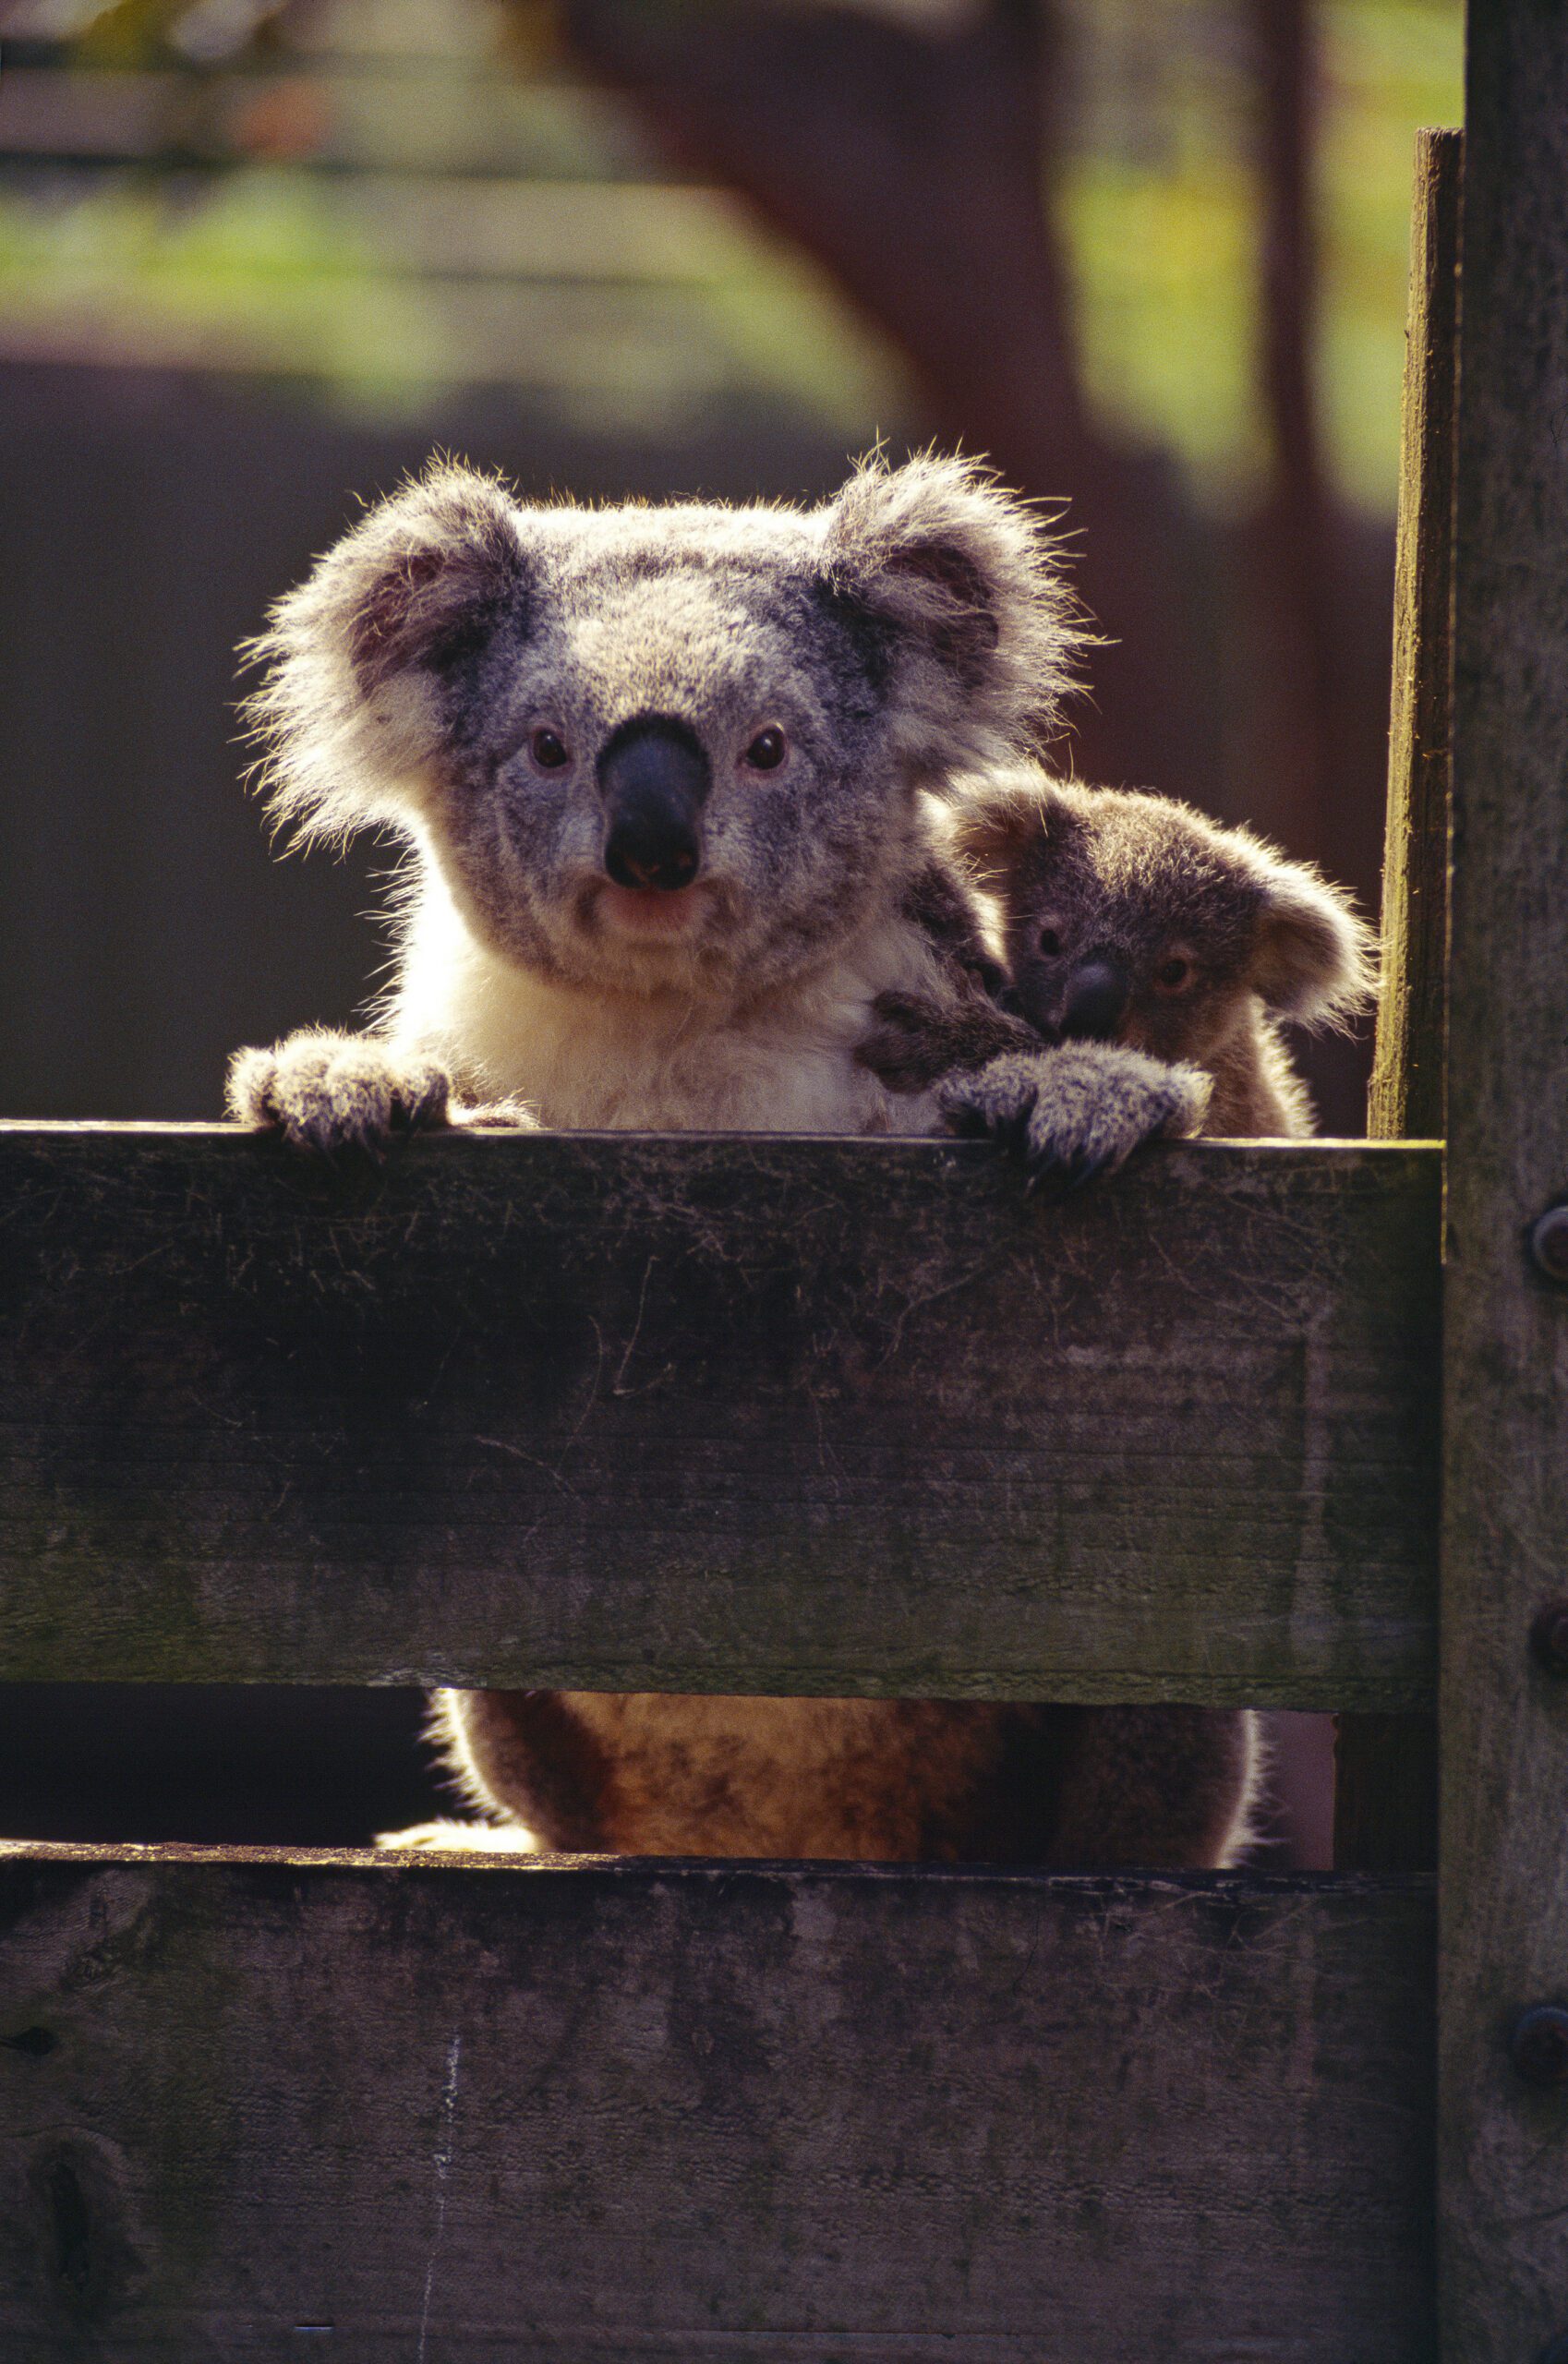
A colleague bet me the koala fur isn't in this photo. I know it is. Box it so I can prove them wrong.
[230,452,1252,1870]
[862,772,1375,1142]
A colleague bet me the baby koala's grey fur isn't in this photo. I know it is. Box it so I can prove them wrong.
[862,772,1375,1147]
[230,452,1250,1869]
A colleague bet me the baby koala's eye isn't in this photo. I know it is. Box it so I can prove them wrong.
[742,726,788,772]
[1155,955,1196,994]
[530,727,571,770]
[1036,925,1063,958]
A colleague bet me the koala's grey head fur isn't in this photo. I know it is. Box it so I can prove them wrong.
[950,776,1375,1067]
[247,454,1082,1006]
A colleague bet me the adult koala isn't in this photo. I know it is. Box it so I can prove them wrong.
[231,452,1251,1868]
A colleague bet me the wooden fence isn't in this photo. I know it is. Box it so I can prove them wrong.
[1,5,1565,2355]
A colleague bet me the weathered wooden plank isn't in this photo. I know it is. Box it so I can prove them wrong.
[0,1847,1435,2358]
[1336,125,1460,1874]
[1369,126,1461,1145]
[1441,7,1568,2355]
[0,1127,1439,1706]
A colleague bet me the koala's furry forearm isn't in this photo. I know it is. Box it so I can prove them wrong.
[857,854,1040,1094]
[854,986,1039,1094]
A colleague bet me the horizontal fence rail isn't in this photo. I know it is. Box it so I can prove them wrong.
[0,1126,1440,1705]
[0,1847,1435,2360]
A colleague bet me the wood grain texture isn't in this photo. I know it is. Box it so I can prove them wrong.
[0,1126,1440,1706]
[1442,10,1568,2354]
[0,1847,1435,2359]
[1336,126,1460,1874]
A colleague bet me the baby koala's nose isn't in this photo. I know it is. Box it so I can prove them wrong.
[1058,956,1130,1043]
[598,716,710,892]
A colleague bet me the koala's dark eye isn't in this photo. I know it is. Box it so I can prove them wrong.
[1155,956,1195,994]
[1036,926,1063,959]
[742,727,788,772]
[530,727,571,770]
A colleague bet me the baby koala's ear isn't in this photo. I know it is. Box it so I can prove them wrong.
[819,453,1085,772]
[946,771,1058,898]
[246,461,530,842]
[1248,852,1378,1026]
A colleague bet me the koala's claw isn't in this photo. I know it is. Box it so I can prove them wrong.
[227,1031,452,1159]
[1029,1145,1115,1200]
[938,1044,1210,1188]
[939,1097,995,1143]
[1070,1149,1116,1190]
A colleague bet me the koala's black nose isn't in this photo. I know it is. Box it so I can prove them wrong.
[598,717,710,892]
[1059,956,1130,1043]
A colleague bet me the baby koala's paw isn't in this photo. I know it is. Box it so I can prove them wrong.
[939,1043,1210,1189]
[227,1030,451,1159]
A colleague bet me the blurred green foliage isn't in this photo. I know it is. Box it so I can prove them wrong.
[1058,0,1462,509]
[0,0,1463,505]
[0,163,906,429]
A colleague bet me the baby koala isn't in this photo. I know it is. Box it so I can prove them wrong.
[861,772,1375,1141]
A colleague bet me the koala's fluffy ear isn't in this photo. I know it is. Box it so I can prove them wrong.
[1248,852,1378,1026]
[819,454,1085,778]
[246,462,528,842]
[344,468,527,693]
[945,771,1057,899]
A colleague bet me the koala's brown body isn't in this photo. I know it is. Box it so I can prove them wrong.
[231,454,1254,1871]
[861,772,1375,1143]
[431,1691,1258,1866]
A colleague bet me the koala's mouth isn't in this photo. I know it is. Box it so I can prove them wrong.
[590,880,714,939]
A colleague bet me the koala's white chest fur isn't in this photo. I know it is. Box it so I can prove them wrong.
[392,871,942,1138]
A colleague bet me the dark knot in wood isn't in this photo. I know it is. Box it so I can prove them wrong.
[0,2025,56,2056]
[1530,1602,1568,1679]
[1529,1203,1568,1282]
[1508,2006,1568,2089]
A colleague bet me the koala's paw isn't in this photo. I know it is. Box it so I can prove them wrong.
[939,1043,1210,1189]
[227,1030,451,1158]
[375,1818,541,1854]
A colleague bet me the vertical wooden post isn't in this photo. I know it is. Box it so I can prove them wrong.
[1442,6,1568,2353]
[1369,127,1461,1147]
[1334,127,1459,1874]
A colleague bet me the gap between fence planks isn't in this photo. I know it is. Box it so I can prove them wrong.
[0,1847,1435,2361]
[0,1124,1439,1706]
[1334,124,1460,1876]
